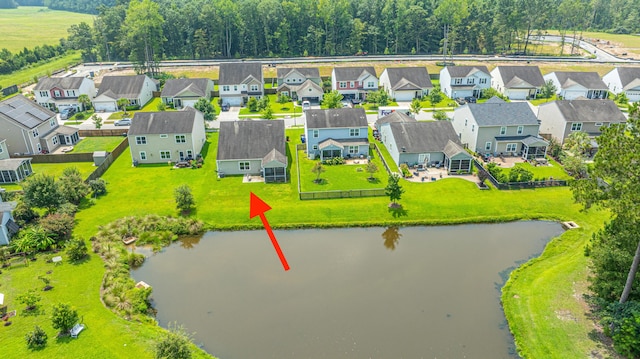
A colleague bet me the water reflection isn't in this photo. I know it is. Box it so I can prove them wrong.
[179,235,201,249]
[382,226,402,250]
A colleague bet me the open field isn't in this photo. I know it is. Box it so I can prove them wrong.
[546,30,640,58]
[0,51,82,88]
[0,7,94,53]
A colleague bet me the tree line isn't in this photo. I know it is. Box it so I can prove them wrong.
[0,44,67,75]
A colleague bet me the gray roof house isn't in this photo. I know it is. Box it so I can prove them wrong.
[377,113,472,173]
[216,120,287,183]
[452,97,548,159]
[602,67,640,102]
[161,78,214,109]
[0,94,79,155]
[537,99,626,146]
[543,71,608,100]
[218,62,264,106]
[331,67,378,100]
[276,67,324,103]
[439,66,491,99]
[93,75,157,112]
[304,108,370,160]
[33,76,96,111]
[127,107,206,164]
[0,195,18,246]
[490,66,545,100]
[0,138,33,183]
[379,67,433,101]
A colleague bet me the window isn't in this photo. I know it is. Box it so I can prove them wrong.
[0,146,3,154]
[66,90,76,97]
[140,151,147,160]
[50,118,56,127]
[312,130,319,138]
[39,91,48,97]
[250,84,259,92]
[239,161,250,171]
[348,146,359,154]
[175,135,186,143]
[187,150,193,158]
[485,142,492,151]
[571,122,583,131]
[506,143,517,152]
[349,128,360,137]
[312,144,318,150]
[517,126,523,135]
[160,134,168,138]
[350,81,355,87]
[281,91,289,97]
[233,85,238,91]
[222,85,230,92]
[468,78,475,84]
[52,136,58,145]
[464,119,468,126]
[32,129,39,137]
[339,82,347,89]
[479,78,487,84]
[37,143,41,152]
[53,90,61,97]
[367,81,375,88]
[471,124,475,132]
[135,136,147,145]
[454,78,463,85]
[595,122,603,127]
[500,126,506,135]
[160,150,171,159]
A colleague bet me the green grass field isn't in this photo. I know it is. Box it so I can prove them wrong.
[500,159,572,181]
[0,51,82,88]
[0,7,94,53]
[68,137,125,153]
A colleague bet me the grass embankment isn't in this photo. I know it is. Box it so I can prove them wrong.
[0,51,82,88]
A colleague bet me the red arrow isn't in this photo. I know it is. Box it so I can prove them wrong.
[249,192,290,271]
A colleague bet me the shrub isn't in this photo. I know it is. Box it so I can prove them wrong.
[57,203,78,217]
[247,97,258,112]
[66,238,88,262]
[126,252,145,268]
[12,200,39,226]
[174,185,194,215]
[89,178,107,197]
[399,163,411,177]
[39,213,74,242]
[25,325,48,349]
[74,113,85,120]
[58,167,90,204]
[601,300,640,358]
[51,303,79,335]
[155,323,193,359]
[17,290,41,310]
[157,101,166,111]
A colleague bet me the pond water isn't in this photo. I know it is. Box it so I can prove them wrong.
[131,221,563,359]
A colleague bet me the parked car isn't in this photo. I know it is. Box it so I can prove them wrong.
[114,118,132,126]
[464,96,477,103]
[302,100,311,110]
[221,103,230,112]
[60,107,77,120]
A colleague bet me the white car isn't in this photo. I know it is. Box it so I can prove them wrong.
[114,118,132,126]
[302,101,311,110]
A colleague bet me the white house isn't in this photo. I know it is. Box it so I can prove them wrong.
[218,62,263,106]
[331,67,378,101]
[379,67,433,101]
[543,71,608,100]
[33,76,96,112]
[93,75,157,112]
[439,66,491,99]
[161,78,214,109]
[602,67,640,102]
[490,66,545,100]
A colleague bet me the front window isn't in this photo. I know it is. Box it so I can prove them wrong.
[140,151,147,160]
[136,136,147,145]
[339,82,347,89]
[50,118,56,127]
[479,78,487,84]
[32,129,39,137]
[175,135,186,143]
[350,81,355,87]
[506,143,517,152]
[312,144,318,150]
[222,85,230,92]
[595,122,603,127]
[367,81,375,88]
[250,84,259,92]
[517,126,523,135]
[233,85,238,91]
[348,146,359,154]
[160,150,171,159]
[571,122,583,131]
[312,130,319,138]
[500,126,506,135]
[485,142,492,151]
[349,128,360,137]
[454,78,462,85]
[467,78,475,84]
[53,90,61,97]
[37,143,41,152]
[52,136,58,145]
[239,161,250,171]
[39,91,48,97]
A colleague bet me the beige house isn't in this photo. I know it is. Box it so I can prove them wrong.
[127,107,206,164]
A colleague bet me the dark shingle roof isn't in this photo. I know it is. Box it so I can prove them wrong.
[128,107,199,135]
[466,101,539,126]
[615,67,640,89]
[390,121,462,153]
[545,99,626,123]
[161,78,211,98]
[305,108,368,129]
[96,75,152,99]
[376,111,416,126]
[495,66,545,88]
[276,67,320,79]
[219,63,263,85]
[217,120,285,161]
[333,67,377,81]
[0,94,55,129]
[551,71,608,90]
[33,76,86,91]
[445,66,490,78]
[384,67,433,90]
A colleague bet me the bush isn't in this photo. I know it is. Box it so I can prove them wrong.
[88,178,107,197]
[74,113,85,121]
[57,203,78,217]
[17,289,41,310]
[399,163,411,177]
[246,97,258,112]
[12,200,39,226]
[125,105,140,111]
[51,303,79,335]
[600,300,640,358]
[126,252,145,268]
[155,323,193,359]
[25,325,48,349]
[157,102,166,111]
[39,213,74,242]
[66,238,88,262]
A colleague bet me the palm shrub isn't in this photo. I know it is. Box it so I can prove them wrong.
[66,238,88,262]
[25,325,48,349]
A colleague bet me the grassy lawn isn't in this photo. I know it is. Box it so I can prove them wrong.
[0,7,93,53]
[238,95,300,115]
[529,95,558,106]
[62,110,95,125]
[108,98,158,119]
[500,159,572,181]
[68,137,125,153]
[0,51,82,88]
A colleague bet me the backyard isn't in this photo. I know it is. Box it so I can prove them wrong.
[67,137,125,153]
[0,162,97,192]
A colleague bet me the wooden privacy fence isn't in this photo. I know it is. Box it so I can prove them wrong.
[85,138,129,182]
[473,159,568,190]
[79,129,128,137]
[22,153,94,163]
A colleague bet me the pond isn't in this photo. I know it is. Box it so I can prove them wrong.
[131,221,563,359]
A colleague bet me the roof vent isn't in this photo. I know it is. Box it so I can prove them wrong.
[402,147,406,152]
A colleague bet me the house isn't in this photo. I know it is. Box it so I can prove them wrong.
[452,97,548,159]
[537,99,626,146]
[439,66,491,99]
[0,195,18,246]
[331,67,378,100]
[161,78,214,109]
[379,67,433,101]
[602,67,640,102]
[543,71,608,100]
[216,120,287,183]
[33,76,96,112]
[127,107,206,164]
[376,112,472,173]
[276,67,324,103]
[304,108,369,160]
[0,139,33,183]
[0,95,79,155]
[93,75,157,112]
[490,66,545,100]
[218,62,263,106]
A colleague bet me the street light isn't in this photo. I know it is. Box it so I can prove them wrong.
[292,102,296,126]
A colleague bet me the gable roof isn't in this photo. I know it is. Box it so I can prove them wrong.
[161,78,211,98]
[333,67,377,81]
[550,71,607,90]
[128,107,199,135]
[33,76,87,91]
[0,94,55,129]
[277,79,323,93]
[443,140,470,158]
[217,120,285,161]
[544,99,626,123]
[445,66,490,78]
[466,100,539,126]
[276,67,320,79]
[376,111,416,126]
[384,67,433,90]
[96,75,152,100]
[496,66,544,88]
[219,63,263,85]
[305,108,368,129]
[615,67,640,89]
[390,121,462,153]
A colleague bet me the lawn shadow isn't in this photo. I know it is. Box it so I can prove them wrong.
[200,140,211,159]
[21,307,45,317]
[77,197,95,211]
[388,205,408,218]
[55,334,74,345]
[367,177,381,184]
[312,179,328,186]
[69,254,91,266]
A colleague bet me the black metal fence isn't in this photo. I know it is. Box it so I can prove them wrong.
[474,159,568,190]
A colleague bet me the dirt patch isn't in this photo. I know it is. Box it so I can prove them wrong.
[555,309,578,322]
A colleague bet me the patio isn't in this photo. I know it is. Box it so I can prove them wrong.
[403,166,476,183]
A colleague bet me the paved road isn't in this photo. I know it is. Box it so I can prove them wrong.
[532,35,623,62]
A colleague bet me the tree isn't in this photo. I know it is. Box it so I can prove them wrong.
[322,90,343,109]
[367,89,389,107]
[51,303,79,335]
[39,213,74,242]
[67,22,96,62]
[428,87,444,109]
[77,94,92,111]
[17,289,42,311]
[174,185,194,215]
[615,92,629,106]
[433,111,449,121]
[410,98,422,115]
[540,79,557,100]
[155,323,192,359]
[66,238,88,262]
[262,106,274,120]
[92,114,102,129]
[385,173,405,206]
[247,97,258,112]
[365,162,379,180]
[257,96,270,111]
[25,325,48,349]
[22,174,63,212]
[58,167,90,205]
[117,98,129,115]
[121,0,165,75]
[89,178,107,197]
[193,98,215,121]
[311,162,326,183]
